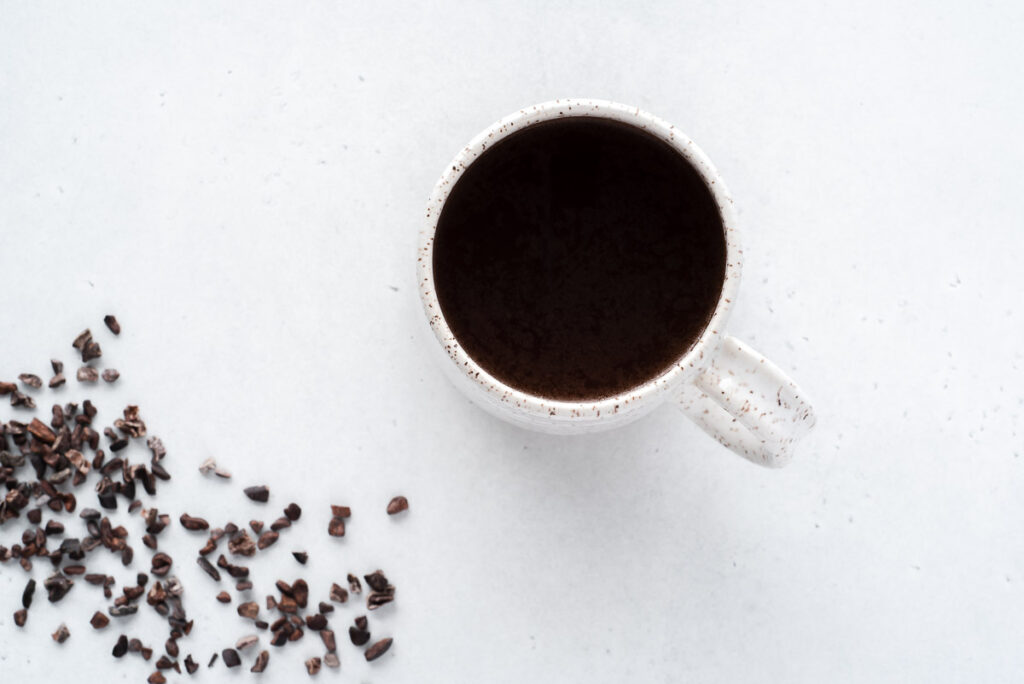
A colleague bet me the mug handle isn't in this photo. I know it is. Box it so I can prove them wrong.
[676,336,816,467]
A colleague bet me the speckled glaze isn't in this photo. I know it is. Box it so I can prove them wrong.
[418,99,815,466]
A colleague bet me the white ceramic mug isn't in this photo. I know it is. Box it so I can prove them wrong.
[418,99,815,467]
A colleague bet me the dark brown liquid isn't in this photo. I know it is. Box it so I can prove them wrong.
[433,117,726,400]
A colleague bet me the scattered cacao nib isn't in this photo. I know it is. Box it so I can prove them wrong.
[292,579,309,607]
[13,609,28,627]
[257,531,279,549]
[329,583,348,603]
[228,530,257,556]
[179,513,209,531]
[147,436,166,461]
[151,461,171,481]
[132,581,154,604]
[349,625,370,646]
[19,373,43,389]
[364,637,393,662]
[217,554,249,578]
[44,572,74,602]
[11,390,36,408]
[222,648,241,668]
[0,324,408,672]
[151,552,172,576]
[145,509,171,534]
[22,578,36,608]
[237,601,260,619]
[197,556,221,581]
[109,604,138,617]
[77,367,99,383]
[364,570,390,592]
[27,417,56,443]
[368,592,395,610]
[104,315,121,335]
[251,649,269,673]
[244,485,269,502]
[82,338,103,363]
[278,595,297,614]
[49,403,65,428]
[114,405,146,438]
[52,623,71,643]
[327,517,345,537]
[236,634,259,650]
[386,496,409,515]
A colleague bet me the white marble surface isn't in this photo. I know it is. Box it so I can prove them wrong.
[1,1,1022,682]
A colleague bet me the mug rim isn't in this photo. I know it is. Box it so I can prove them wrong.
[418,98,742,422]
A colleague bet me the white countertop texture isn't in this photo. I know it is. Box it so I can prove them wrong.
[1,1,1022,682]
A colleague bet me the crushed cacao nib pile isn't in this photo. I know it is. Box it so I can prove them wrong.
[1,317,409,679]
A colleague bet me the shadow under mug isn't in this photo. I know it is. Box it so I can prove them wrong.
[417,99,815,467]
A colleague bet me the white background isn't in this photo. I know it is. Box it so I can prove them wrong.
[1,1,1022,682]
